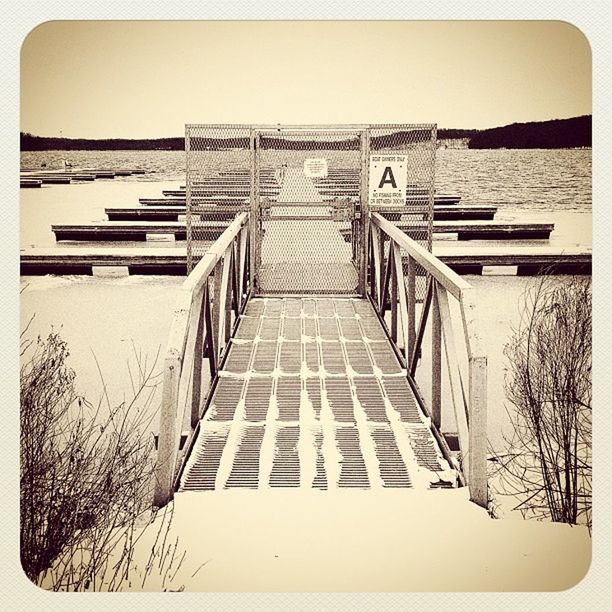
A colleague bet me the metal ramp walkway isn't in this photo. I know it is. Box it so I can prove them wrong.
[179,297,455,492]
[153,125,487,510]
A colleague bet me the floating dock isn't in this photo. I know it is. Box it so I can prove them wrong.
[20,179,42,188]
[139,197,249,206]
[52,221,229,241]
[51,219,554,242]
[104,204,498,222]
[21,163,588,278]
[160,189,461,205]
[20,245,591,276]
[20,167,149,187]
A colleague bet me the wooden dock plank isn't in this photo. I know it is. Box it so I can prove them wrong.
[342,221,554,241]
[140,197,249,206]
[23,176,72,184]
[161,189,460,205]
[105,207,242,221]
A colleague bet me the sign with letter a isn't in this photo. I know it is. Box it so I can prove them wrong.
[368,155,408,206]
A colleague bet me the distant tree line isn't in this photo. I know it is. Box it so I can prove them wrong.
[20,115,591,151]
[467,115,591,149]
[20,133,184,151]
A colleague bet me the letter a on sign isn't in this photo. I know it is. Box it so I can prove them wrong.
[368,155,408,206]
[378,166,398,189]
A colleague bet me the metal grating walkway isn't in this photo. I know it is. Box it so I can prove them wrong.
[180,297,456,492]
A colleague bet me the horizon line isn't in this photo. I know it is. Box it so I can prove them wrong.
[20,114,592,141]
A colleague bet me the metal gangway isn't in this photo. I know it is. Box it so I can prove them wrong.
[153,125,487,508]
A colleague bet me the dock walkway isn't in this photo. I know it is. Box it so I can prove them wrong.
[152,209,489,511]
[181,297,455,492]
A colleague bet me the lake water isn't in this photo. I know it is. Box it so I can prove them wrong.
[21,147,592,211]
[19,148,592,517]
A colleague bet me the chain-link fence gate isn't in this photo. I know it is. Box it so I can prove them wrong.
[253,128,364,295]
[185,124,436,298]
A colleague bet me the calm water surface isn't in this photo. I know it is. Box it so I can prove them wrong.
[21,148,591,211]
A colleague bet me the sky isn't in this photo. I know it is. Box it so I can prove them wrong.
[20,20,592,139]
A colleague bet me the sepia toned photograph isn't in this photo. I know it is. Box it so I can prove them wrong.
[19,20,592,592]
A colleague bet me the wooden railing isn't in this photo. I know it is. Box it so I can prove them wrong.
[153,212,250,507]
[368,212,488,508]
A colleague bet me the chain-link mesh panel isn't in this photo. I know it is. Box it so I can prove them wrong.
[368,125,437,302]
[254,130,363,295]
[185,124,436,299]
[185,125,253,271]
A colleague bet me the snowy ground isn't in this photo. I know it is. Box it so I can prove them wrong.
[111,488,591,592]
[19,176,592,591]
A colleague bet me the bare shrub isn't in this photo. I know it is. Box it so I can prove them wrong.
[491,275,591,528]
[20,326,186,590]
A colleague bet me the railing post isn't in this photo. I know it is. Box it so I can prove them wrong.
[436,283,471,479]
[392,242,409,360]
[469,355,488,508]
[191,294,205,428]
[378,233,385,310]
[153,354,181,507]
[204,283,217,379]
[185,125,193,273]
[214,250,232,362]
[224,247,234,344]
[390,246,398,342]
[231,242,239,317]
[431,282,442,430]
[238,224,248,306]
[358,128,370,295]
[407,255,416,358]
[380,243,392,317]
[371,224,381,307]
[249,129,259,293]
[368,225,374,299]
[410,278,433,377]
[211,260,222,364]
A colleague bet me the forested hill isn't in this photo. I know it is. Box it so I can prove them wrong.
[466,115,591,149]
[20,115,591,150]
[20,134,184,151]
